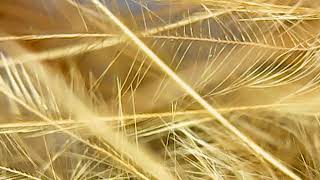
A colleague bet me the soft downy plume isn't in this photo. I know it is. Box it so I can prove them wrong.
[0,0,319,179]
